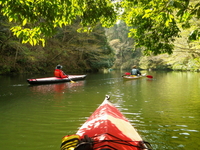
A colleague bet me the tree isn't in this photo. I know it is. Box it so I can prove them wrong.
[0,0,200,55]
[119,0,200,55]
[0,0,117,46]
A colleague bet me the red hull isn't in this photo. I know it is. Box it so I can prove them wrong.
[27,75,86,85]
[76,96,150,150]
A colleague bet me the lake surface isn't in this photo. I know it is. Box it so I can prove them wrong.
[0,70,200,150]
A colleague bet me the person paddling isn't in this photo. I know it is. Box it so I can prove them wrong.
[54,65,68,78]
[131,65,141,76]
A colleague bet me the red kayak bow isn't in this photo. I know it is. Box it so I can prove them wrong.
[61,96,152,150]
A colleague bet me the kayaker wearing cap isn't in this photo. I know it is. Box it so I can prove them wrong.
[54,65,68,78]
[131,65,141,76]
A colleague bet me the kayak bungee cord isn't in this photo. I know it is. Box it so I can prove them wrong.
[93,140,152,150]
[61,134,153,150]
[91,133,153,150]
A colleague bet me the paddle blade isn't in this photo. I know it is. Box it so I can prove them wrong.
[146,75,153,78]
[70,80,75,83]
[125,72,131,75]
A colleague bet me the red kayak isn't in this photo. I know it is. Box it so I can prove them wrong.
[27,75,86,85]
[61,96,152,150]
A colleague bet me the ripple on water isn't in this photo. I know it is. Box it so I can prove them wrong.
[171,136,178,138]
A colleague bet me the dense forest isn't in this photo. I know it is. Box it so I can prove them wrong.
[0,19,115,74]
[107,21,200,71]
[0,0,200,74]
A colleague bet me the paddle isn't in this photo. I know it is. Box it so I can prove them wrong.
[122,72,131,77]
[64,73,75,83]
[69,78,75,83]
[67,76,75,83]
[125,72,131,75]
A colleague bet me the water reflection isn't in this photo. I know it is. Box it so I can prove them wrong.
[29,80,86,94]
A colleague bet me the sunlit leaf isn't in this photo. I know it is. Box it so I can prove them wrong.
[16,31,21,37]
[9,17,13,22]
[29,39,33,46]
[22,18,27,26]
[33,38,37,45]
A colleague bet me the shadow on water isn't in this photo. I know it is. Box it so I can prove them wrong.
[28,80,86,94]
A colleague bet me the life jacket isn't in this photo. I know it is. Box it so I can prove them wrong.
[54,69,61,77]
[54,69,68,78]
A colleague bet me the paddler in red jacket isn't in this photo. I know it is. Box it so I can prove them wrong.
[54,65,68,78]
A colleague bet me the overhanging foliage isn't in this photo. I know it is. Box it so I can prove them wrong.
[0,0,200,55]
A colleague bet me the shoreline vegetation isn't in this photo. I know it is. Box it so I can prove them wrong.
[1,18,200,75]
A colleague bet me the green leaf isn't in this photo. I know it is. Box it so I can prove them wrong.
[16,31,21,37]
[9,17,13,22]
[33,38,37,45]
[29,39,33,46]
[22,18,27,26]
[197,8,200,19]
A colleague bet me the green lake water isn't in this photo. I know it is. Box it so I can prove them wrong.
[0,70,200,150]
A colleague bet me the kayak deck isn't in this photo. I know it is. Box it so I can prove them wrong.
[61,96,152,150]
[123,73,146,80]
